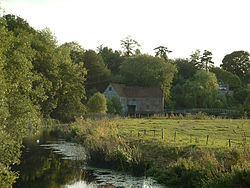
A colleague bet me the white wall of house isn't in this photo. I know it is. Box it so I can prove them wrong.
[103,84,127,113]
[103,83,164,114]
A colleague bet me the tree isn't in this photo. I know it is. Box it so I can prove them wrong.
[119,55,177,99]
[87,92,107,114]
[107,96,123,115]
[3,15,41,135]
[0,12,88,186]
[0,14,40,186]
[170,58,197,108]
[120,36,141,56]
[62,42,85,64]
[4,15,87,122]
[200,50,214,72]
[154,46,172,61]
[234,87,248,104]
[83,50,111,94]
[187,71,219,108]
[170,83,186,107]
[173,58,196,80]
[30,28,62,117]
[221,51,250,83]
[98,46,125,74]
[0,17,18,187]
[50,45,87,122]
[190,49,201,69]
[172,71,219,108]
[210,67,241,90]
[190,49,214,71]
[3,14,35,36]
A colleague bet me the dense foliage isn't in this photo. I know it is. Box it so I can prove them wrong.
[119,55,177,99]
[221,51,249,84]
[0,14,87,186]
[107,96,123,115]
[0,15,37,187]
[170,53,249,111]
[211,67,242,90]
[87,92,107,114]
[83,50,111,95]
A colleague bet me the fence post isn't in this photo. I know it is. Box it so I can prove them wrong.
[153,130,156,137]
[190,135,192,143]
[174,131,176,142]
[229,139,231,147]
[161,129,164,139]
[206,135,209,145]
[144,129,146,135]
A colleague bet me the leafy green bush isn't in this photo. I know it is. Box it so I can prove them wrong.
[0,127,21,187]
[193,112,210,120]
[107,96,123,115]
[87,92,107,114]
[146,149,250,188]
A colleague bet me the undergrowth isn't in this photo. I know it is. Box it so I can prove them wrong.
[62,118,147,176]
[59,118,250,187]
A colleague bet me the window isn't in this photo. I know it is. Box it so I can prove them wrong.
[109,87,112,91]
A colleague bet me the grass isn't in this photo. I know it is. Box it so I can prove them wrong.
[118,118,250,149]
[60,116,250,187]
[115,117,250,187]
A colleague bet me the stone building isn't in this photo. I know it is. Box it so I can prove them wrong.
[218,81,234,96]
[103,83,164,114]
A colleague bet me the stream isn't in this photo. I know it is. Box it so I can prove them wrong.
[13,130,163,188]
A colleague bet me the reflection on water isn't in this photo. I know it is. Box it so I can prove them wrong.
[13,130,163,188]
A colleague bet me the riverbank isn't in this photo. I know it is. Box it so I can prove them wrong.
[57,117,250,187]
[13,131,162,188]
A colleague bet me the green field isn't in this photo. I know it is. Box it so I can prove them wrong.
[64,117,250,187]
[116,118,250,167]
[118,118,250,148]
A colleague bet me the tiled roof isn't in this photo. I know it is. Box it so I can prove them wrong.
[111,83,163,98]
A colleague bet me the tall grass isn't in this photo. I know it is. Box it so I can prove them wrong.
[60,117,250,187]
[147,148,250,187]
[63,118,147,176]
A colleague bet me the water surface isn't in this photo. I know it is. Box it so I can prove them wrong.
[13,130,163,188]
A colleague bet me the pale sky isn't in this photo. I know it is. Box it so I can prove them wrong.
[1,0,250,66]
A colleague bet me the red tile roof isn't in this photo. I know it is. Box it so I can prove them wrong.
[111,83,163,98]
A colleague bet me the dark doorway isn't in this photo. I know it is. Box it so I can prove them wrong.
[127,105,136,113]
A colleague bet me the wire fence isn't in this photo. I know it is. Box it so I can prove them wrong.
[127,128,249,149]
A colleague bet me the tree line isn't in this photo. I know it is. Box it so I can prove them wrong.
[0,14,249,123]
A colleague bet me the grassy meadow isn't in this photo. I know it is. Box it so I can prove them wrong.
[118,118,249,149]
[60,116,250,187]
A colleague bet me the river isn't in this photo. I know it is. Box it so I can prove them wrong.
[13,130,163,188]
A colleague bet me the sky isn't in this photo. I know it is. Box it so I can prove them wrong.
[1,0,250,66]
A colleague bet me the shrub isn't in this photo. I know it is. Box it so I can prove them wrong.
[87,92,107,114]
[165,157,204,188]
[193,112,210,120]
[64,118,147,176]
[146,149,250,188]
[107,96,123,115]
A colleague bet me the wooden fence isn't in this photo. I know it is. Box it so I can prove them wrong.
[165,108,241,115]
[129,128,248,148]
